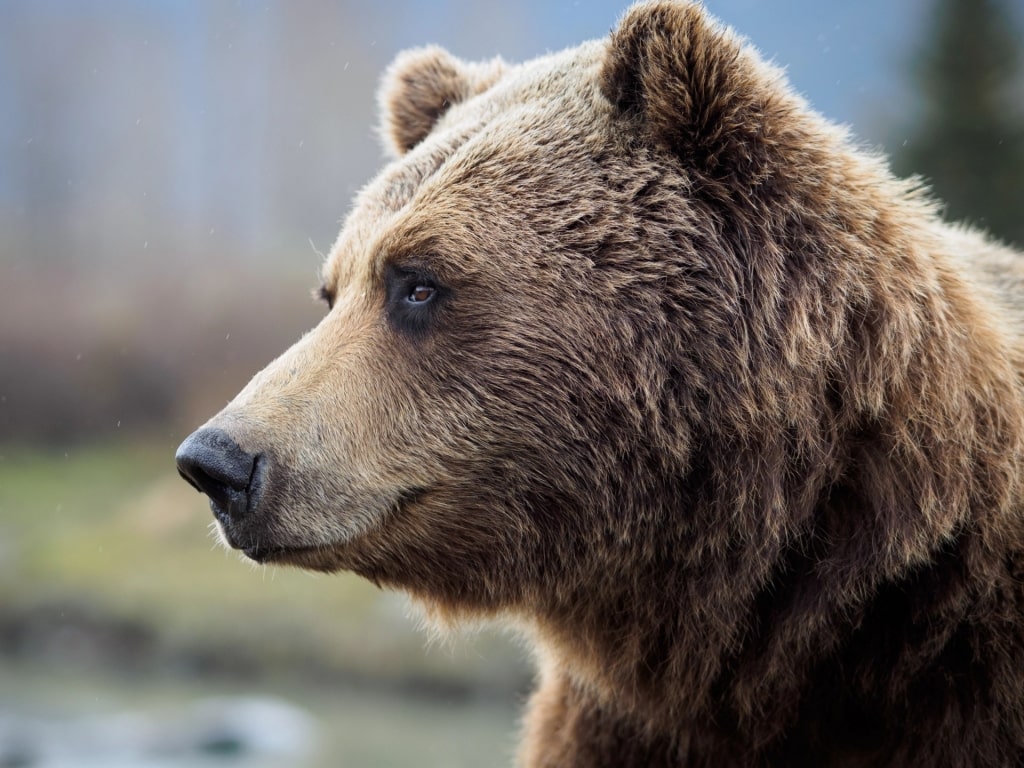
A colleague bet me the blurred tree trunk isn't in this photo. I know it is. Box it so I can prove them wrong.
[894,0,1024,248]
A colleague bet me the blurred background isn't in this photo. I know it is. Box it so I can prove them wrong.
[1,0,1022,766]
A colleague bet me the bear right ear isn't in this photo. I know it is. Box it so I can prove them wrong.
[378,46,506,157]
[600,1,795,185]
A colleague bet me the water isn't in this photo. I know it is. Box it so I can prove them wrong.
[0,658,521,768]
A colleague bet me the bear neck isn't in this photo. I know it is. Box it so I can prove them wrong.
[532,423,1024,754]
[528,217,1024,751]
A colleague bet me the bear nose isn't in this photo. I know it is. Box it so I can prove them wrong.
[175,427,260,524]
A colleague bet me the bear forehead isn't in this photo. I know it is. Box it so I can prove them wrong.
[323,41,610,292]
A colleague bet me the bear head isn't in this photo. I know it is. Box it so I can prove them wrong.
[176,1,1021,709]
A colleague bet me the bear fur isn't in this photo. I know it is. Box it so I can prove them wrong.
[177,2,1024,765]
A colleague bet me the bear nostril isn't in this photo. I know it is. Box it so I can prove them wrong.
[176,459,232,508]
[175,427,259,521]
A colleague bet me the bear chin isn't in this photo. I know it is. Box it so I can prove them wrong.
[241,543,344,572]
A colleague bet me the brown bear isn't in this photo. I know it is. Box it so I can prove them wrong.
[176,2,1024,765]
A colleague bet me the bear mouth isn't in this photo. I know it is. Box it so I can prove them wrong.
[239,541,352,573]
[242,542,314,565]
[234,486,429,570]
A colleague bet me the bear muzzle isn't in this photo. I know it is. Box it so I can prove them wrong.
[175,427,268,556]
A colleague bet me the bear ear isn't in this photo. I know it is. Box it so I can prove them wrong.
[378,46,506,157]
[600,1,790,184]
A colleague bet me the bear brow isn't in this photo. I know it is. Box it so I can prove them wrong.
[381,127,480,211]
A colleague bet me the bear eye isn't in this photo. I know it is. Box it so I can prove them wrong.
[385,264,446,336]
[407,284,436,304]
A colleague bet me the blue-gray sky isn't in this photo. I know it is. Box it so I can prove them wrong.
[0,0,1014,267]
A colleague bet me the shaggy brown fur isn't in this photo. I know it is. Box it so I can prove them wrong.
[177,2,1024,765]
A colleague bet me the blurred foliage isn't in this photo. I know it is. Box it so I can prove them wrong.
[894,0,1024,248]
[0,440,530,695]
[0,267,323,444]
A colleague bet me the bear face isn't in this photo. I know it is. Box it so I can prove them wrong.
[188,44,635,600]
[180,7,821,601]
[178,2,1024,764]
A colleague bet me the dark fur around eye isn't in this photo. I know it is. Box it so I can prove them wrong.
[385,263,446,336]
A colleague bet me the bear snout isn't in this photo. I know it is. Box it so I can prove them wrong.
[176,427,265,544]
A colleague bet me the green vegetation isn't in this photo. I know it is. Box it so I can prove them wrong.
[0,440,525,686]
[894,0,1024,248]
[0,440,527,766]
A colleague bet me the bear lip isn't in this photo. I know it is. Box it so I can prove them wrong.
[240,543,281,563]
[241,542,342,572]
[234,486,430,569]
